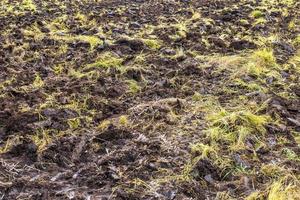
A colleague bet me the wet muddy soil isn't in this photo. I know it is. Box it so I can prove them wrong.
[0,0,299,199]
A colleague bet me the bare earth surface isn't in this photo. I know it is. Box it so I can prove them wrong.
[0,0,300,199]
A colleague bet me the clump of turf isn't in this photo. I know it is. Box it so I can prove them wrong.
[250,10,264,18]
[86,52,123,69]
[206,109,270,150]
[126,79,141,94]
[143,39,162,50]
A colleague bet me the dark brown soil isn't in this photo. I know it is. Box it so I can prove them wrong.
[0,0,299,199]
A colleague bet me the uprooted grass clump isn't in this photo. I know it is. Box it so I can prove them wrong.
[126,79,141,94]
[250,10,264,18]
[205,108,271,150]
[236,48,278,77]
[31,129,52,152]
[86,52,123,69]
[246,176,300,200]
[142,39,162,50]
[202,48,278,80]
[252,48,277,68]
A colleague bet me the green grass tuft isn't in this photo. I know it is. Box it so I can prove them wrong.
[143,39,162,50]
[206,109,270,149]
[252,48,277,68]
[126,79,141,94]
[87,53,123,69]
[251,10,264,18]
